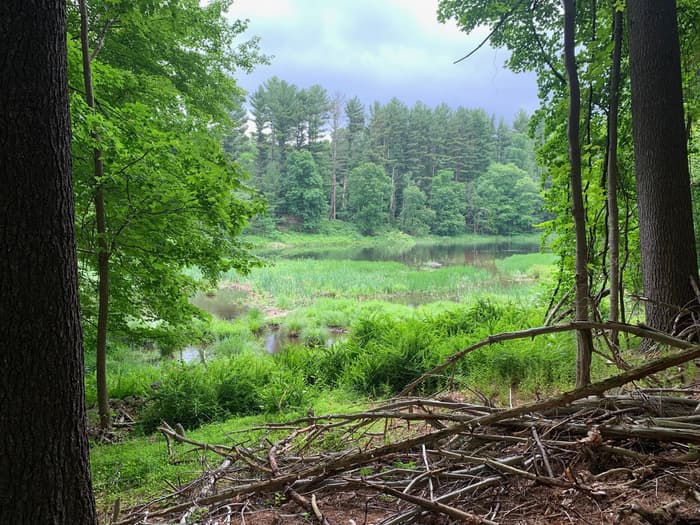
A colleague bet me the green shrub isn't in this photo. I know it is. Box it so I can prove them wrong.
[141,363,220,433]
[339,315,437,396]
[213,353,274,415]
[259,368,309,412]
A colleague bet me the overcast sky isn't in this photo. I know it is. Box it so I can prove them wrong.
[227,0,539,121]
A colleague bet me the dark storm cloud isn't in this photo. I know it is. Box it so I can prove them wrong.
[228,0,539,119]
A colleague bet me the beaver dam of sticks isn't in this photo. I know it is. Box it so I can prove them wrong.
[113,323,700,525]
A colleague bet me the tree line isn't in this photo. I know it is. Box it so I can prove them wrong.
[240,78,543,236]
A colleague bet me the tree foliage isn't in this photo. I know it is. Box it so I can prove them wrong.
[430,171,466,236]
[67,0,266,350]
[246,79,539,237]
[282,150,327,232]
[438,0,700,346]
[472,163,541,235]
[347,163,392,235]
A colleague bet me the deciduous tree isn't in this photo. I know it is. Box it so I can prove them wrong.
[348,163,392,235]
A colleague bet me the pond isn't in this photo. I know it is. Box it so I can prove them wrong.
[282,239,540,270]
[188,238,550,356]
[190,287,250,320]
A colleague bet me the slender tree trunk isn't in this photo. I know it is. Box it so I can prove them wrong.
[329,95,342,220]
[627,0,699,334]
[607,5,623,348]
[0,1,98,523]
[389,165,396,222]
[564,0,595,387]
[79,0,112,429]
[342,137,351,212]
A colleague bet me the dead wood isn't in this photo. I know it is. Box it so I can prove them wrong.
[113,323,700,525]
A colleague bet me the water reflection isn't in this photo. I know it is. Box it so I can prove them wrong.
[283,240,539,269]
[264,327,345,354]
[190,287,249,320]
[180,345,206,364]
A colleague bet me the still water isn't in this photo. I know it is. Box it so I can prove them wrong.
[283,239,540,269]
[184,239,544,359]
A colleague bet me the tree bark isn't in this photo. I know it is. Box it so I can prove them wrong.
[329,94,342,220]
[607,5,623,348]
[563,0,595,386]
[0,1,98,523]
[78,0,112,430]
[627,0,699,334]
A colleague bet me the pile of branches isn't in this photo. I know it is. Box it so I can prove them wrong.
[112,323,700,525]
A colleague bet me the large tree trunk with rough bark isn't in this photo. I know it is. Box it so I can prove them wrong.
[628,0,699,334]
[0,2,98,523]
[563,0,594,387]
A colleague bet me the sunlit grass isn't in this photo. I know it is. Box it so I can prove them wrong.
[223,258,550,309]
[495,252,558,274]
[90,391,363,504]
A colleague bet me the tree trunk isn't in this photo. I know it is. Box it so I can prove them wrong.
[79,0,112,429]
[0,2,98,523]
[329,94,342,220]
[607,5,623,348]
[563,0,595,387]
[627,0,699,334]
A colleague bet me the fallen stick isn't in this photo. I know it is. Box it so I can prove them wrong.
[351,478,499,524]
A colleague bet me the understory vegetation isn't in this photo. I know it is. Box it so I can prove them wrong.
[89,297,596,431]
[87,233,624,502]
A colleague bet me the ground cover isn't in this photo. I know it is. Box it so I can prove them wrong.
[96,326,700,525]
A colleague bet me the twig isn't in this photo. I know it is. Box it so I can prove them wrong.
[352,478,498,524]
[453,0,527,65]
[531,427,554,477]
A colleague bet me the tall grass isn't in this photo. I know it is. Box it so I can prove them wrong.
[223,258,545,309]
[317,300,603,399]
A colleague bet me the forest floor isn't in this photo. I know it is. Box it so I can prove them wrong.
[106,395,700,525]
[106,335,700,525]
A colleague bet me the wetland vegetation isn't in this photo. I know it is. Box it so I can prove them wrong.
[87,231,614,505]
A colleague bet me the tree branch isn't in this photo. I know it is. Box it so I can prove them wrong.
[453,0,528,64]
[89,18,117,62]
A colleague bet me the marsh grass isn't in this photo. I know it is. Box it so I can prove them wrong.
[85,344,162,404]
[224,258,542,309]
[495,252,558,277]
